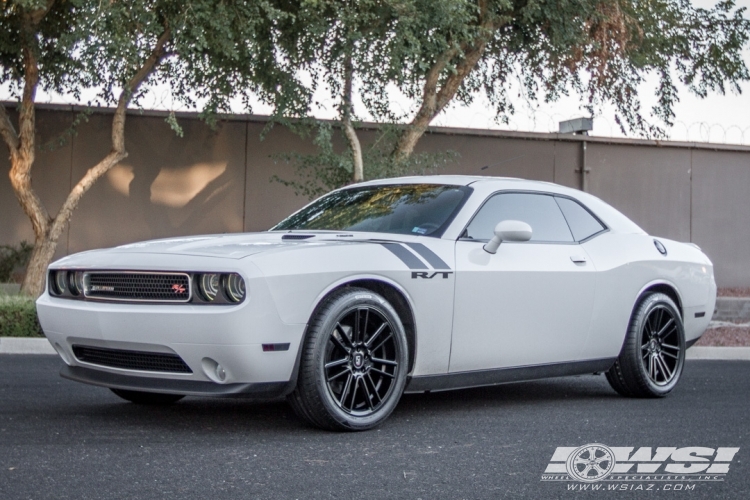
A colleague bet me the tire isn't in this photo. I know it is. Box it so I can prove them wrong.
[288,287,409,431]
[110,388,185,405]
[606,292,686,398]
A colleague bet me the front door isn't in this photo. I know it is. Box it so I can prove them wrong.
[449,192,597,372]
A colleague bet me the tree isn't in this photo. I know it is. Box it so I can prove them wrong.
[275,0,749,190]
[0,0,308,297]
[270,0,473,194]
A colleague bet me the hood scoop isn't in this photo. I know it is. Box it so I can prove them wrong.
[282,234,315,240]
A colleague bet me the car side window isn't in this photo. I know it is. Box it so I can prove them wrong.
[554,197,606,241]
[464,193,574,242]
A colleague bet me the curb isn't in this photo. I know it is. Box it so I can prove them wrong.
[0,337,56,355]
[1,339,749,360]
[686,346,750,360]
[713,297,750,322]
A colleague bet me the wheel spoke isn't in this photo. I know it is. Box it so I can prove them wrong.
[348,377,360,412]
[354,309,361,344]
[657,353,673,380]
[655,318,675,338]
[327,368,350,382]
[370,367,394,379]
[325,357,349,369]
[361,376,375,410]
[649,355,655,380]
[366,373,382,404]
[641,342,650,351]
[370,332,393,354]
[365,323,388,348]
[339,373,353,405]
[661,350,679,360]
[661,342,680,351]
[334,323,353,350]
[371,357,398,367]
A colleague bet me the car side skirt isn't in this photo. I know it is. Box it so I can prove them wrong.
[405,358,616,393]
[60,365,291,399]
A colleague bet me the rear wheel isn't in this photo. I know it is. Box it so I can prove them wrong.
[288,288,408,431]
[110,389,184,405]
[606,292,685,398]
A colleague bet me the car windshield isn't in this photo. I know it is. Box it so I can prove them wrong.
[272,184,471,237]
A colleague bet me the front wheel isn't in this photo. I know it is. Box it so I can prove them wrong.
[110,388,185,405]
[288,288,409,431]
[606,292,686,398]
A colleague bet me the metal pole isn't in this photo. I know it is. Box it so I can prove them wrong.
[581,140,588,192]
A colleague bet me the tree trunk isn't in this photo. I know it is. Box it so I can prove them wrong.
[0,27,171,297]
[22,233,58,298]
[341,55,364,183]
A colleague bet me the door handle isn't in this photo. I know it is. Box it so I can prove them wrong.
[570,255,587,264]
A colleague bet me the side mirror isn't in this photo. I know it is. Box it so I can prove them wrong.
[483,220,532,254]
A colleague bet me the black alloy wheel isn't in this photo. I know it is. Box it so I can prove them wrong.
[606,292,686,398]
[324,306,400,416]
[288,288,409,431]
[640,304,682,386]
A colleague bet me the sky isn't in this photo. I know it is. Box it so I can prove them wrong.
[3,0,749,146]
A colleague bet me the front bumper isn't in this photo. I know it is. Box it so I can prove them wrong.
[36,279,306,389]
[61,365,292,398]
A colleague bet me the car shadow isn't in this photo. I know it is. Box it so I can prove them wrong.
[47,374,619,436]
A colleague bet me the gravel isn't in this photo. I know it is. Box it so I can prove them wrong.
[696,321,750,347]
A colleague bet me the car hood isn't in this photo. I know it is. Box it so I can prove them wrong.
[52,231,422,266]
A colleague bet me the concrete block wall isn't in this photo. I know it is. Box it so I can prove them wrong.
[1,105,749,286]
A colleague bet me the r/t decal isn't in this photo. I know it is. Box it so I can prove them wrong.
[411,271,453,279]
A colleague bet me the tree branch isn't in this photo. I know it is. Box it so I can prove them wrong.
[112,27,172,153]
[393,0,499,161]
[48,26,172,244]
[27,0,57,26]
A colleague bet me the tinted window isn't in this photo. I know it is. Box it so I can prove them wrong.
[465,193,574,242]
[555,197,606,241]
[272,184,470,236]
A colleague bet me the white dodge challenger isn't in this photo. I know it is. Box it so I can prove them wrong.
[37,176,716,431]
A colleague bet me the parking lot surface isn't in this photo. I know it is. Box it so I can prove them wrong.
[1,355,748,499]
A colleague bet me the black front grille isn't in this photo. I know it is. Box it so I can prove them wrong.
[72,345,193,373]
[85,272,190,302]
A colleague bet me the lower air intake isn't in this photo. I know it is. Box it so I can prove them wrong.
[72,345,192,373]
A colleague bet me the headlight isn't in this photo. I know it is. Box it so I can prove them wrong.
[224,273,246,302]
[53,271,68,295]
[69,271,84,296]
[198,273,221,301]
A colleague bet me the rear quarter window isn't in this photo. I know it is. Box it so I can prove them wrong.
[554,196,606,241]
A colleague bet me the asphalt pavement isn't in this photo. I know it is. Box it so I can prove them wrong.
[0,355,748,499]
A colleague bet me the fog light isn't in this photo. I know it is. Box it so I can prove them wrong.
[215,364,226,382]
[201,357,229,384]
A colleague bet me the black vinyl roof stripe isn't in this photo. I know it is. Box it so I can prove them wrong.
[380,243,428,270]
[405,243,451,270]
